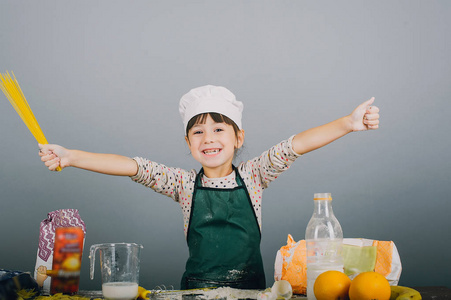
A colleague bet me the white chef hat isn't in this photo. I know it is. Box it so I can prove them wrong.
[179,85,243,132]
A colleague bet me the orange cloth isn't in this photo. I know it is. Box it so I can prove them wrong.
[277,237,397,294]
[279,235,307,294]
[372,240,393,277]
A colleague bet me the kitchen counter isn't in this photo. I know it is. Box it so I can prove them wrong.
[74,286,451,300]
[414,286,451,299]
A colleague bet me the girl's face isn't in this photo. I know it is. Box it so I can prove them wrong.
[185,114,244,178]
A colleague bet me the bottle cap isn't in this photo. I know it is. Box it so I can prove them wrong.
[313,193,332,200]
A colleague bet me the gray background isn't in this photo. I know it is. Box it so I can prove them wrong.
[1,0,450,291]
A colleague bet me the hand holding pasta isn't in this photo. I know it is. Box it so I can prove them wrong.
[39,143,69,171]
[0,71,62,171]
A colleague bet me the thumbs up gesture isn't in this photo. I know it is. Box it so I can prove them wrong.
[349,97,380,131]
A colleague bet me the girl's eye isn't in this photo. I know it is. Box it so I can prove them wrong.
[214,128,224,132]
[193,130,202,135]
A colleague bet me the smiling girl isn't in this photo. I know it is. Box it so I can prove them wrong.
[39,85,380,290]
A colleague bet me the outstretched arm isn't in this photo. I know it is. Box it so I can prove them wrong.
[292,97,379,155]
[38,144,138,176]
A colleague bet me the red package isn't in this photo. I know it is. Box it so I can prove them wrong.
[50,227,84,295]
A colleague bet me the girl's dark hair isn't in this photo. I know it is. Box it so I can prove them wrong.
[186,112,241,140]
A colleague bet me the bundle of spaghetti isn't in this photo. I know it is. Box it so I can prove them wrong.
[0,70,61,171]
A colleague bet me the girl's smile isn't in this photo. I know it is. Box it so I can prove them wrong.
[201,148,222,155]
[185,115,244,178]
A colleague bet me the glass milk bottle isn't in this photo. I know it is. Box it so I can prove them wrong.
[305,193,344,300]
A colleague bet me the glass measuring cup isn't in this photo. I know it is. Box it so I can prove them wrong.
[90,243,143,300]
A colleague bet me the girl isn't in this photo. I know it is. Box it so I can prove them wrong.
[39,85,380,290]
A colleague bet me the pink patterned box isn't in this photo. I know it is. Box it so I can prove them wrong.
[33,209,86,293]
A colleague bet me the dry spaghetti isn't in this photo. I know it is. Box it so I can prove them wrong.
[0,70,61,171]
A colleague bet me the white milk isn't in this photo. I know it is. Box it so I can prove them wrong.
[102,282,138,300]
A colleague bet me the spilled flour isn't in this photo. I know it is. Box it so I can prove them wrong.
[150,287,261,299]
[148,280,300,299]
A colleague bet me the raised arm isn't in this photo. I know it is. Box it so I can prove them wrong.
[292,97,379,155]
[38,144,138,176]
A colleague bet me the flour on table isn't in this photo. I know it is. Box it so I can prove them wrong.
[151,287,261,299]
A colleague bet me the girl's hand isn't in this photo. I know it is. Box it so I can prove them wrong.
[38,143,69,171]
[349,97,380,131]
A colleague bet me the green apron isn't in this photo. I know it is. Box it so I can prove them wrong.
[181,167,266,290]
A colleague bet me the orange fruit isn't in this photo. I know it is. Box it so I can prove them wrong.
[313,270,351,300]
[349,271,391,300]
